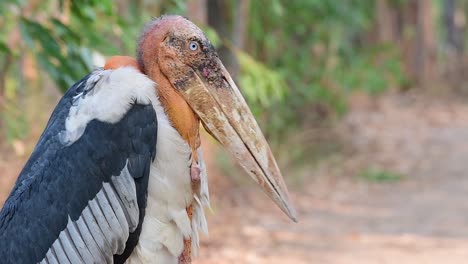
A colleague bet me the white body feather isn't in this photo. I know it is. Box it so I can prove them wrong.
[127,87,210,264]
[57,67,210,263]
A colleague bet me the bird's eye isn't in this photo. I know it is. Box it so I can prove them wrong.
[189,41,199,51]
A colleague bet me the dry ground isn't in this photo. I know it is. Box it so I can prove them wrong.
[2,92,468,263]
[195,92,468,264]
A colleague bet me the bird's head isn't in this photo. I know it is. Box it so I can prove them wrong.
[137,15,297,221]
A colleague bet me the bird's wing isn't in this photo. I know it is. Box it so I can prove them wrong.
[0,67,158,264]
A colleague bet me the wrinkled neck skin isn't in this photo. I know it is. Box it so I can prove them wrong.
[138,29,199,264]
[141,51,200,149]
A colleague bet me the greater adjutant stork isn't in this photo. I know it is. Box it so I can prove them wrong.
[0,15,296,263]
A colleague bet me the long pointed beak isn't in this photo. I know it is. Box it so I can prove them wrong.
[174,58,297,222]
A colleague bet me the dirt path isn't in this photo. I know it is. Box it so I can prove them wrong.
[195,93,468,264]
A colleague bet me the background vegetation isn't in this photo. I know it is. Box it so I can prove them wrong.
[1,2,468,263]
[0,0,467,163]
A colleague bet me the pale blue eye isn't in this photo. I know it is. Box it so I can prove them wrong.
[189,41,199,51]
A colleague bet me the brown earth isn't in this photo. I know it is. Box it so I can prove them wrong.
[195,92,468,264]
[2,92,468,263]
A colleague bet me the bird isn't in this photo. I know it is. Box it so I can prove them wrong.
[0,15,296,264]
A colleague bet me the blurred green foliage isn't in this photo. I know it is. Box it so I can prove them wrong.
[0,0,196,91]
[359,167,405,183]
[243,0,405,142]
[236,49,287,116]
[0,0,406,146]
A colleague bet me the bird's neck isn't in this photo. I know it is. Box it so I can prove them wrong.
[147,66,199,264]
[152,68,201,150]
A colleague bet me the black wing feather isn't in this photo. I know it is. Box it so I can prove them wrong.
[0,73,157,264]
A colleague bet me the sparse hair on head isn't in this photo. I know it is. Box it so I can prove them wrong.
[136,15,187,71]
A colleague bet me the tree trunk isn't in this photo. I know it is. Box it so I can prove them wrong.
[444,0,464,54]
[376,0,397,43]
[397,0,437,86]
[232,0,249,50]
[187,0,207,25]
[399,0,418,84]
[207,0,239,79]
[418,0,437,85]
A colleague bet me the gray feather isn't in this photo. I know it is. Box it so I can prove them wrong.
[75,217,106,263]
[102,182,130,255]
[111,166,139,231]
[39,164,141,264]
[67,220,95,263]
[82,207,113,263]
[96,190,124,254]
[52,240,71,264]
[59,231,83,264]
